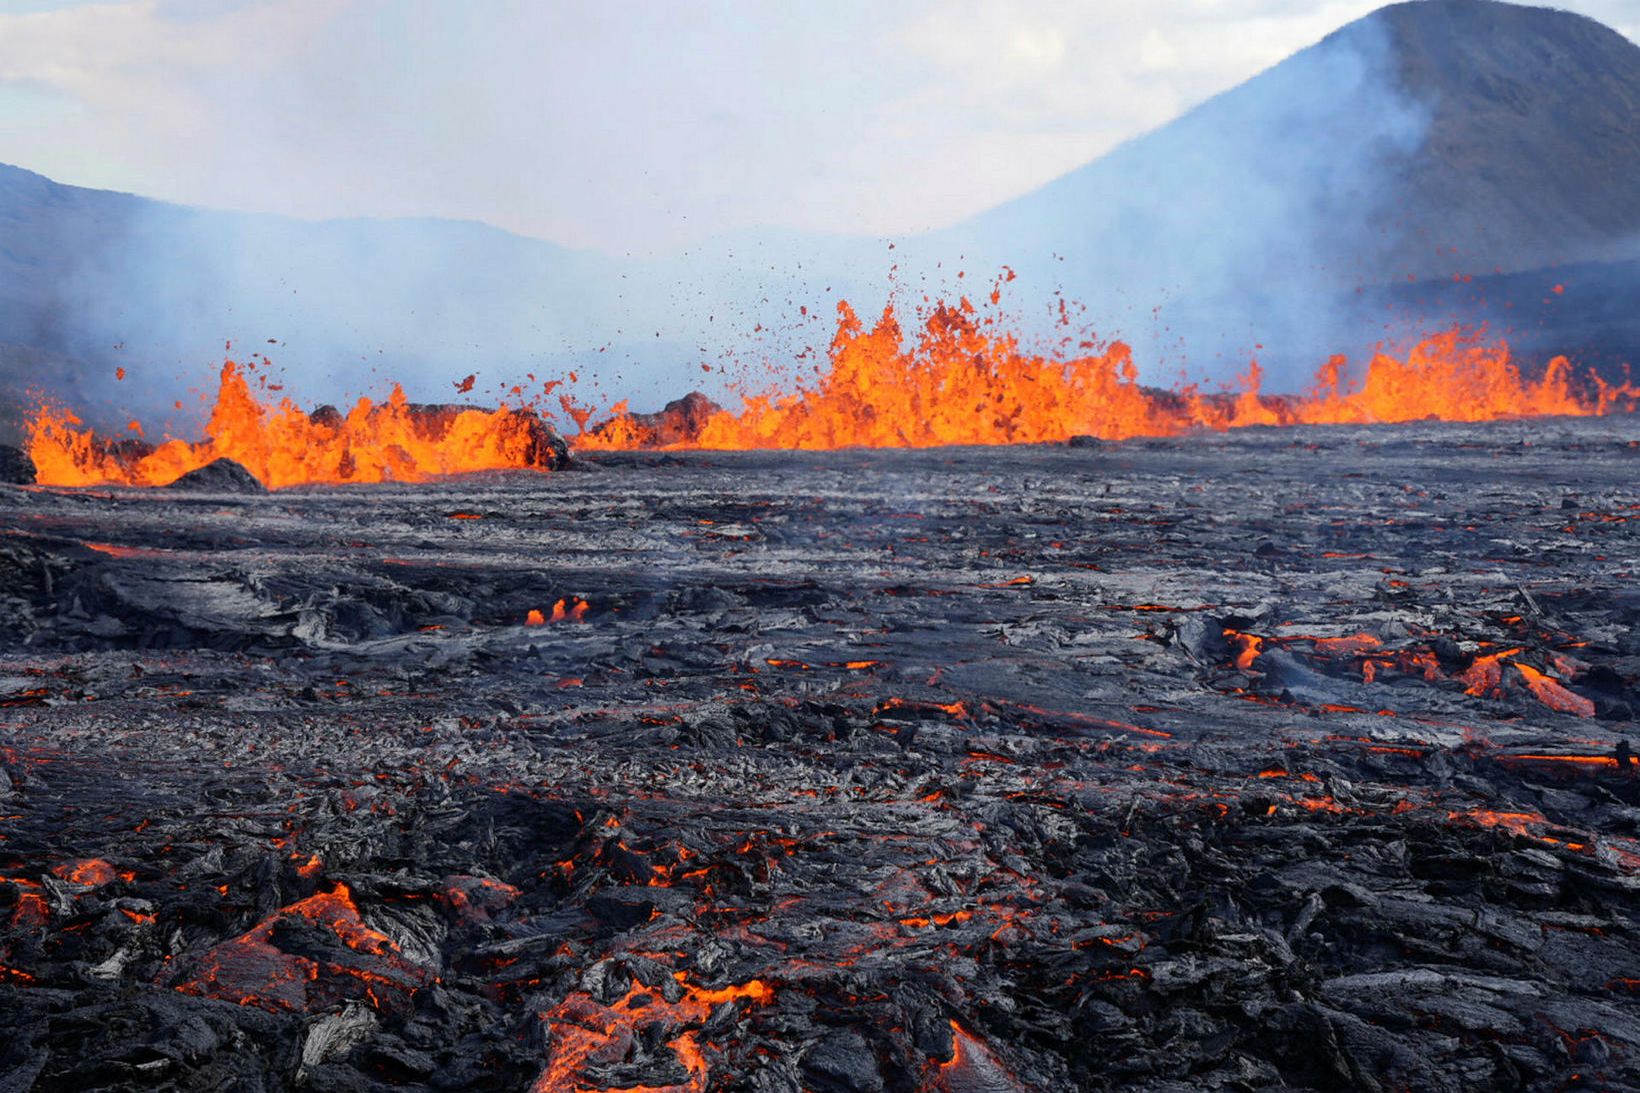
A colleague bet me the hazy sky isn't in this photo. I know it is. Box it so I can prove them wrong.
[1,0,1636,253]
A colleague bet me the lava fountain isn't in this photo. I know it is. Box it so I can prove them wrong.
[21,288,1636,489]
[25,361,567,490]
[580,297,1634,451]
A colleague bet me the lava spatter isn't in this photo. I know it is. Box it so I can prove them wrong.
[26,361,569,489]
[24,291,1636,489]
[579,296,1634,452]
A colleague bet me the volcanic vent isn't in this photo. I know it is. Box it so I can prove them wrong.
[17,288,1637,490]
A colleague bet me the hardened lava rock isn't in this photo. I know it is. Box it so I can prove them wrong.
[0,443,33,484]
[164,457,267,494]
[2,417,1640,1090]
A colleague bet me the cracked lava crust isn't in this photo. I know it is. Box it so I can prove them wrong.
[3,418,1640,1090]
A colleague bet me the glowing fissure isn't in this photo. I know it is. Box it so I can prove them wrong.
[531,973,773,1093]
[25,292,1635,489]
[172,883,427,1013]
[579,297,1632,452]
[27,361,561,490]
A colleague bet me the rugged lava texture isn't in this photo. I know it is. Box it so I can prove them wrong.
[3,420,1640,1091]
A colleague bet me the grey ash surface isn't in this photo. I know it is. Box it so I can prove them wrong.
[4,419,1640,1090]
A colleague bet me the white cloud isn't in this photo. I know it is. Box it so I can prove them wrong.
[0,0,348,191]
[0,0,1632,250]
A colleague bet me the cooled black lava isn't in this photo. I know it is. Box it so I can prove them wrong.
[3,420,1640,1091]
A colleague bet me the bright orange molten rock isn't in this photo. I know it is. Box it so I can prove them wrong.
[24,292,1637,489]
[580,299,1635,451]
[27,363,558,490]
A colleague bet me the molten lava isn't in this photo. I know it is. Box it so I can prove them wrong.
[932,1020,1027,1092]
[531,973,772,1093]
[173,883,428,1013]
[1514,663,1596,717]
[579,297,1634,451]
[50,858,119,887]
[27,361,562,489]
[23,290,1636,488]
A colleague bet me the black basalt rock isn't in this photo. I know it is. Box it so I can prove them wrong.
[0,444,35,484]
[164,457,267,494]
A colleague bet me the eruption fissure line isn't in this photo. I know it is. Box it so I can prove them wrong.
[24,293,1635,489]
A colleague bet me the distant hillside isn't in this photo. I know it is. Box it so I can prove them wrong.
[946,1,1640,277]
[914,0,1640,384]
[1385,0,1640,270]
[1380,257,1640,381]
[0,162,674,433]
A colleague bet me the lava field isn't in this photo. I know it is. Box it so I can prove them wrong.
[3,419,1640,1091]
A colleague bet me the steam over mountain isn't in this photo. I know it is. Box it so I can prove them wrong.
[1,0,1636,440]
[915,0,1640,384]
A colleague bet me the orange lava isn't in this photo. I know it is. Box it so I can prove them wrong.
[438,874,521,924]
[1449,809,1547,838]
[550,597,589,623]
[84,542,169,559]
[1461,648,1524,697]
[580,297,1634,451]
[24,290,1634,485]
[2,878,50,930]
[932,1020,1027,1092]
[174,883,427,1013]
[531,972,772,1093]
[1226,631,1265,672]
[1501,753,1620,768]
[50,858,118,887]
[1450,648,1596,717]
[1514,663,1596,718]
[1311,633,1383,655]
[27,361,560,489]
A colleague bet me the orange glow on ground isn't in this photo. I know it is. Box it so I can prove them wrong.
[50,858,119,887]
[173,883,427,1013]
[1514,663,1596,718]
[530,973,772,1093]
